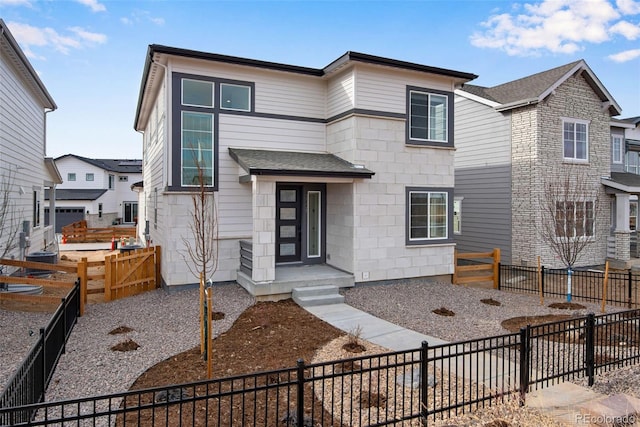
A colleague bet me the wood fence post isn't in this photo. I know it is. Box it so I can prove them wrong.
[104,255,113,302]
[78,257,88,316]
[155,246,162,289]
[452,250,459,285]
[492,248,501,289]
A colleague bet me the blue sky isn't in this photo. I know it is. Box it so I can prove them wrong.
[1,0,639,160]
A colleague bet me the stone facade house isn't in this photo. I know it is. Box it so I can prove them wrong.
[454,60,622,268]
[133,46,477,297]
[0,19,61,259]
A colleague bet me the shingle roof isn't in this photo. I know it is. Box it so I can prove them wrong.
[228,148,374,178]
[56,154,142,173]
[609,172,640,188]
[459,60,621,115]
[44,188,108,201]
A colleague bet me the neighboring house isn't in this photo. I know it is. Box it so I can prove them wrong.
[0,19,61,259]
[134,45,477,296]
[602,117,640,263]
[44,155,142,232]
[454,60,621,268]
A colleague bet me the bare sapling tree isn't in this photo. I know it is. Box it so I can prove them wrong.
[0,170,22,288]
[538,166,600,301]
[181,159,219,283]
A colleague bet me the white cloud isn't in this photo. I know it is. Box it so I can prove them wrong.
[608,48,640,61]
[69,26,107,44]
[0,0,32,6]
[610,20,640,38]
[616,0,640,14]
[74,0,106,13]
[120,10,165,27]
[7,21,107,58]
[471,0,638,56]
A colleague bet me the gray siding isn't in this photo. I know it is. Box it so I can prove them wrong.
[454,94,513,263]
[454,165,512,263]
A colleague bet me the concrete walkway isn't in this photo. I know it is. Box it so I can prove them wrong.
[305,303,520,391]
[304,302,640,426]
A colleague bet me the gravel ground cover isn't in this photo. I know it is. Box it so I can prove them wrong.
[3,278,640,421]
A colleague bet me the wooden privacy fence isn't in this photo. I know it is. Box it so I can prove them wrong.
[62,220,136,243]
[453,248,501,288]
[103,246,161,301]
[1,246,161,313]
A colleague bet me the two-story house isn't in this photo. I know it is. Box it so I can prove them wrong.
[134,46,477,296]
[454,60,621,268]
[45,154,142,231]
[602,117,640,263]
[0,19,61,259]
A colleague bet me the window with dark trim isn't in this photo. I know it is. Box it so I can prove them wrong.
[406,86,453,147]
[86,173,94,181]
[406,187,453,245]
[171,73,254,191]
[33,190,40,228]
[108,174,115,190]
[67,173,76,182]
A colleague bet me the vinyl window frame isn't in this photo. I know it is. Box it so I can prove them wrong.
[405,187,454,245]
[562,118,589,163]
[406,86,454,148]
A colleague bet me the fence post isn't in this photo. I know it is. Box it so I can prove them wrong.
[40,327,46,402]
[452,250,458,285]
[104,255,113,302]
[541,266,545,298]
[61,297,67,355]
[492,248,501,289]
[77,258,88,316]
[519,326,531,403]
[497,263,502,290]
[628,271,633,308]
[420,341,429,423]
[585,313,595,387]
[155,246,162,289]
[296,359,305,427]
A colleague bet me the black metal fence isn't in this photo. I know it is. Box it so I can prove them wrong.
[0,280,80,425]
[499,264,640,308]
[2,308,639,426]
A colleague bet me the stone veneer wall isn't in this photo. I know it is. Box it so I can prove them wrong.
[511,73,611,268]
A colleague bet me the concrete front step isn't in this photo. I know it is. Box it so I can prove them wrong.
[292,285,345,307]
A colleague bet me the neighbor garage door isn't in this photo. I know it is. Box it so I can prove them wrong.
[45,207,85,233]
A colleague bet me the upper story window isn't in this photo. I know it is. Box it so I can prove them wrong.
[67,173,76,182]
[220,83,251,111]
[86,173,94,181]
[182,111,213,186]
[626,151,640,174]
[406,187,453,245]
[182,79,214,107]
[108,174,115,190]
[563,118,589,162]
[406,87,453,148]
[171,73,255,191]
[612,135,623,164]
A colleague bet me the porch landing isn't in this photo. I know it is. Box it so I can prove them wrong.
[236,264,355,301]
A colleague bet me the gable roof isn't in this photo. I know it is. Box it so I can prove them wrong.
[458,60,621,115]
[55,154,142,174]
[0,19,56,110]
[135,47,477,130]
[228,148,375,179]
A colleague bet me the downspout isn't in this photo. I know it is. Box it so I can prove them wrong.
[149,55,170,192]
